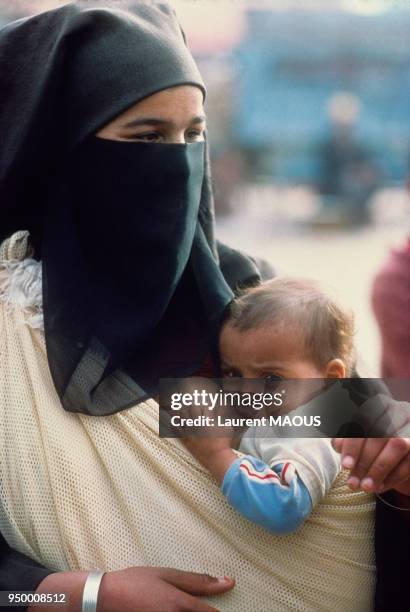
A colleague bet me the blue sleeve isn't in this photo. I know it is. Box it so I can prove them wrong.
[221,455,313,535]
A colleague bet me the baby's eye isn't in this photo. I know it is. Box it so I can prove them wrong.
[264,374,283,382]
[222,369,241,378]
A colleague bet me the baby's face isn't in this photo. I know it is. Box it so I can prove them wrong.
[219,320,325,381]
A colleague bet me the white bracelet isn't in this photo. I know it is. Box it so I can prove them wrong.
[82,570,105,612]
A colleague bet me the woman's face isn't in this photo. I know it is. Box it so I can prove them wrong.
[97,85,206,144]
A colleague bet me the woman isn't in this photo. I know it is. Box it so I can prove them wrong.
[0,4,251,610]
[0,2,407,611]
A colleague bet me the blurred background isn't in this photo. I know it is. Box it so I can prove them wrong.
[2,0,410,375]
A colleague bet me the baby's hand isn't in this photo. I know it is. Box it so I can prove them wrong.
[183,433,233,464]
[183,435,237,485]
[179,402,237,483]
[169,384,239,483]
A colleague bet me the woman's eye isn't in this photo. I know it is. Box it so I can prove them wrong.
[185,130,203,142]
[132,132,161,142]
[264,374,283,382]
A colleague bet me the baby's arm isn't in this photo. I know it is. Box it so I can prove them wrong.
[222,455,312,535]
[240,434,342,513]
[183,436,313,535]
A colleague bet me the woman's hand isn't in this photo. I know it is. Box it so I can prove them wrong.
[31,567,235,612]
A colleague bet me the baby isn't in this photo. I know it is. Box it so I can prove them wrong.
[183,276,356,535]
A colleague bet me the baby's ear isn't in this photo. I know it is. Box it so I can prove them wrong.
[325,359,346,379]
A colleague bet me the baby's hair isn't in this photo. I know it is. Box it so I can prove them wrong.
[227,277,356,375]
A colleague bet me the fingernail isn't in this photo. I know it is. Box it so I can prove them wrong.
[342,455,354,469]
[361,477,374,492]
[347,476,360,489]
[332,438,342,451]
[217,576,231,583]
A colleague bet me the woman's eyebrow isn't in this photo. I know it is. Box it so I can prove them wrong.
[189,114,207,124]
[121,115,206,129]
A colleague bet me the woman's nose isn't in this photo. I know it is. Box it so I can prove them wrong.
[169,132,187,144]
[164,127,188,144]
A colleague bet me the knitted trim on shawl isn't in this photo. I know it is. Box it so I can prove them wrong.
[0,231,44,331]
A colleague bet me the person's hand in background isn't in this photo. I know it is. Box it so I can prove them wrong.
[332,436,409,494]
[332,394,409,494]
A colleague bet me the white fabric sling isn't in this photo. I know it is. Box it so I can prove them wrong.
[0,232,375,611]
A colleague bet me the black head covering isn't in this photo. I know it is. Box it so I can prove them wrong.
[0,0,214,247]
[0,1,267,415]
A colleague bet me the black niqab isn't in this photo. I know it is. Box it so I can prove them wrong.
[0,1,264,415]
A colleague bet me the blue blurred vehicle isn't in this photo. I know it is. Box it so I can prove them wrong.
[231,8,410,216]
